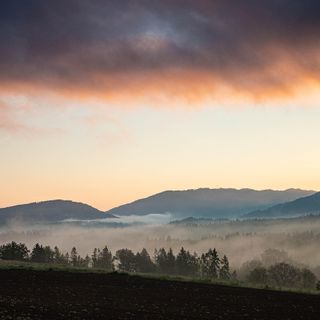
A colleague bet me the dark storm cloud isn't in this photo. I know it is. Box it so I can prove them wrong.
[0,0,319,95]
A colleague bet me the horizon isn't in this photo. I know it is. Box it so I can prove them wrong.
[1,2,320,317]
[0,186,318,212]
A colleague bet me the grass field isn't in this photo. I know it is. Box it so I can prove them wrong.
[0,259,318,295]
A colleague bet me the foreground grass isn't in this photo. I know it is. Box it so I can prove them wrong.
[0,259,318,296]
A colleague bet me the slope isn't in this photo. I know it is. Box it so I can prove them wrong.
[106,188,315,219]
[244,192,320,218]
[0,200,114,224]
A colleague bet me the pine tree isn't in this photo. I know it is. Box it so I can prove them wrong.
[64,252,70,265]
[85,254,91,267]
[92,248,98,268]
[53,246,63,264]
[154,248,176,275]
[219,255,231,280]
[30,243,44,263]
[30,244,54,263]
[176,247,199,276]
[135,248,155,273]
[201,248,220,279]
[176,247,188,275]
[70,247,78,267]
[154,248,167,274]
[166,248,176,275]
[98,246,113,270]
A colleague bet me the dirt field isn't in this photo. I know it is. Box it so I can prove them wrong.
[0,269,319,319]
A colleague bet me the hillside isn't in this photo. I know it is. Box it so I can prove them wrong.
[244,192,320,218]
[0,200,114,224]
[0,269,319,319]
[106,188,315,219]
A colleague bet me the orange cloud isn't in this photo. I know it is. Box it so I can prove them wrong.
[1,1,320,108]
[1,56,319,110]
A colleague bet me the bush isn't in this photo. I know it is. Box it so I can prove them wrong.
[239,259,263,279]
[300,268,317,289]
[247,267,268,285]
[268,263,301,288]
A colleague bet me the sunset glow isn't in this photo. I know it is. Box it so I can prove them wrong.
[1,0,320,210]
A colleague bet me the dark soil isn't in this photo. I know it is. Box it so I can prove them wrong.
[0,269,319,319]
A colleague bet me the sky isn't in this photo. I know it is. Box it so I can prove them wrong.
[1,0,320,210]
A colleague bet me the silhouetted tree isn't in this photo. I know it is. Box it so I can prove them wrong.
[166,248,176,274]
[96,246,113,270]
[65,252,70,264]
[92,248,98,267]
[85,254,91,267]
[30,243,54,263]
[220,255,231,280]
[154,248,176,275]
[77,254,90,268]
[70,247,79,267]
[53,246,69,265]
[116,249,136,272]
[135,248,155,273]
[176,247,188,275]
[268,263,301,288]
[0,241,29,261]
[176,247,198,276]
[201,248,220,279]
[300,268,317,289]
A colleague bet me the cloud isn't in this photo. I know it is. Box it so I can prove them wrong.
[0,0,320,103]
[0,102,27,133]
[0,98,66,135]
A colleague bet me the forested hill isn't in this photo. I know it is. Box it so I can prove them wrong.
[106,188,315,219]
[244,192,320,218]
[0,200,115,224]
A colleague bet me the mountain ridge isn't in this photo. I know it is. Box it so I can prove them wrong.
[105,188,316,219]
[243,192,320,218]
[1,188,317,224]
[0,199,115,225]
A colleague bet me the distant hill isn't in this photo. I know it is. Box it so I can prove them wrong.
[0,200,115,225]
[106,188,315,219]
[243,192,320,218]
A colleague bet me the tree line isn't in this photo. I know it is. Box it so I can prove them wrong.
[1,241,319,290]
[0,242,232,280]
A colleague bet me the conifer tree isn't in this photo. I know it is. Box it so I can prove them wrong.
[92,248,98,268]
[201,248,220,279]
[70,247,78,267]
[97,246,113,270]
[220,255,231,280]
[135,248,155,273]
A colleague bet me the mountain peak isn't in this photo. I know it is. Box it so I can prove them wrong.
[0,200,115,225]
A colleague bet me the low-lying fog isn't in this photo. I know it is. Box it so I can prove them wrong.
[1,214,320,275]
